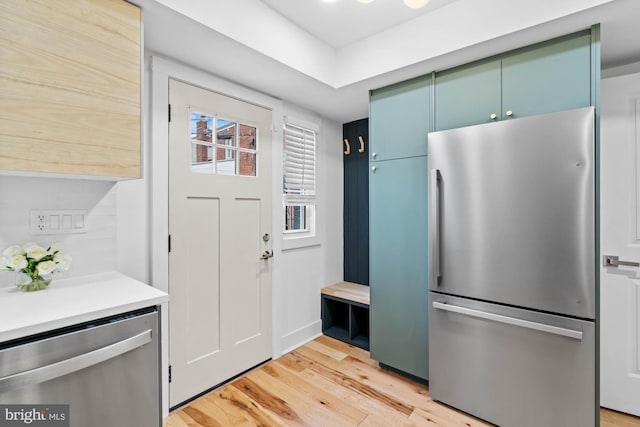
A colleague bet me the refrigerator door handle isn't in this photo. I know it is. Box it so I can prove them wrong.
[429,169,442,286]
[432,301,583,340]
[0,329,152,393]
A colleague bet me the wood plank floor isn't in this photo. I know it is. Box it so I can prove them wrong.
[164,335,640,426]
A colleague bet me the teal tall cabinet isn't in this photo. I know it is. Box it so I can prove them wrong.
[369,75,430,380]
[367,27,598,383]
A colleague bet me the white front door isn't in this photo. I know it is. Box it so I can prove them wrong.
[600,72,640,416]
[168,79,273,407]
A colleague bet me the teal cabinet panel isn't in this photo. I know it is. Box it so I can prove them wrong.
[434,60,501,131]
[369,156,429,380]
[501,33,591,120]
[370,76,431,161]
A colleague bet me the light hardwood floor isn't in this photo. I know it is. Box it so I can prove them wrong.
[165,335,640,426]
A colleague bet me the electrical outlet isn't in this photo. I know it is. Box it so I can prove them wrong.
[35,214,46,232]
[30,210,88,235]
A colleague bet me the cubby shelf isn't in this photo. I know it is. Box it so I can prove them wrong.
[321,282,370,351]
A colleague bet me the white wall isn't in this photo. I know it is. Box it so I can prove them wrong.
[275,103,344,356]
[0,176,118,287]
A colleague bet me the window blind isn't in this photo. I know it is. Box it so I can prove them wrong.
[283,122,316,205]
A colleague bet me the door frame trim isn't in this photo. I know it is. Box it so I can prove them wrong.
[149,55,283,417]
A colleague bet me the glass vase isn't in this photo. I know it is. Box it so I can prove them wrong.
[16,271,52,292]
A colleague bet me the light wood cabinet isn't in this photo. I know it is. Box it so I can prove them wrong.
[0,0,141,178]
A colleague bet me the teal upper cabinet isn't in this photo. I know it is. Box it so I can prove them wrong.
[501,33,591,120]
[370,76,431,161]
[435,60,501,131]
[435,30,592,131]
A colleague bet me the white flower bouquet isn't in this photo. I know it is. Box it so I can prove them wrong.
[1,243,72,291]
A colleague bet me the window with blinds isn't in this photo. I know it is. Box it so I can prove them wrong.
[283,122,316,233]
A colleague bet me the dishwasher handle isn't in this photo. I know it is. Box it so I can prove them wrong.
[0,329,152,393]
[432,301,583,340]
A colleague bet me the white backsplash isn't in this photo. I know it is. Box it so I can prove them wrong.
[0,176,118,288]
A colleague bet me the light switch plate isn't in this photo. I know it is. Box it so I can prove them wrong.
[30,210,88,235]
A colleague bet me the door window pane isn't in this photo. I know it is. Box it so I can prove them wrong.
[191,112,215,173]
[191,143,213,173]
[192,113,213,143]
[239,124,257,150]
[239,151,256,177]
[190,112,257,177]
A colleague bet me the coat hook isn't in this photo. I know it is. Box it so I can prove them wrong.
[358,136,365,153]
[344,138,351,155]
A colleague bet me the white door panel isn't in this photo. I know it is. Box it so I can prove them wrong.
[600,72,640,416]
[168,79,272,407]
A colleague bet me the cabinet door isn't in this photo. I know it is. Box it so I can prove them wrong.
[369,156,428,380]
[501,33,591,120]
[434,60,501,131]
[370,76,430,161]
[0,0,141,178]
[343,119,369,285]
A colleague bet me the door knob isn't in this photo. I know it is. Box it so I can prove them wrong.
[372,152,377,158]
[490,113,497,120]
[603,255,639,267]
[372,166,377,172]
[505,110,513,117]
[261,250,274,260]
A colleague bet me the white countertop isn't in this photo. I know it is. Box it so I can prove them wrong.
[0,271,169,343]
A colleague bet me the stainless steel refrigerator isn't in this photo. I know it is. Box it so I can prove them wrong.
[428,106,597,427]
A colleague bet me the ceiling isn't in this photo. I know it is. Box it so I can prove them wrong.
[259,0,457,48]
[139,0,640,124]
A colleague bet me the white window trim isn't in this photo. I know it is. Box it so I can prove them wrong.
[282,115,320,250]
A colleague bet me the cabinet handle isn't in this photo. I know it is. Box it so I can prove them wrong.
[372,166,377,172]
[358,136,365,153]
[505,110,513,117]
[490,113,497,120]
[372,152,377,159]
[343,138,351,155]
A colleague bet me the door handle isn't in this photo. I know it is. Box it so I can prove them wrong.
[603,255,639,267]
[432,302,583,340]
[261,250,273,260]
[429,169,442,286]
[358,136,365,153]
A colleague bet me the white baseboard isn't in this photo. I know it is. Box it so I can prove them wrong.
[279,320,322,356]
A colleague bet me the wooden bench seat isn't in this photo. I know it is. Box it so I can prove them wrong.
[321,281,370,306]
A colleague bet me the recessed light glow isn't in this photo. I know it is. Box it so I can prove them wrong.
[403,0,431,8]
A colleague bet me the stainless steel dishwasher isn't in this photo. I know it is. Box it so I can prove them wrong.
[0,308,160,426]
